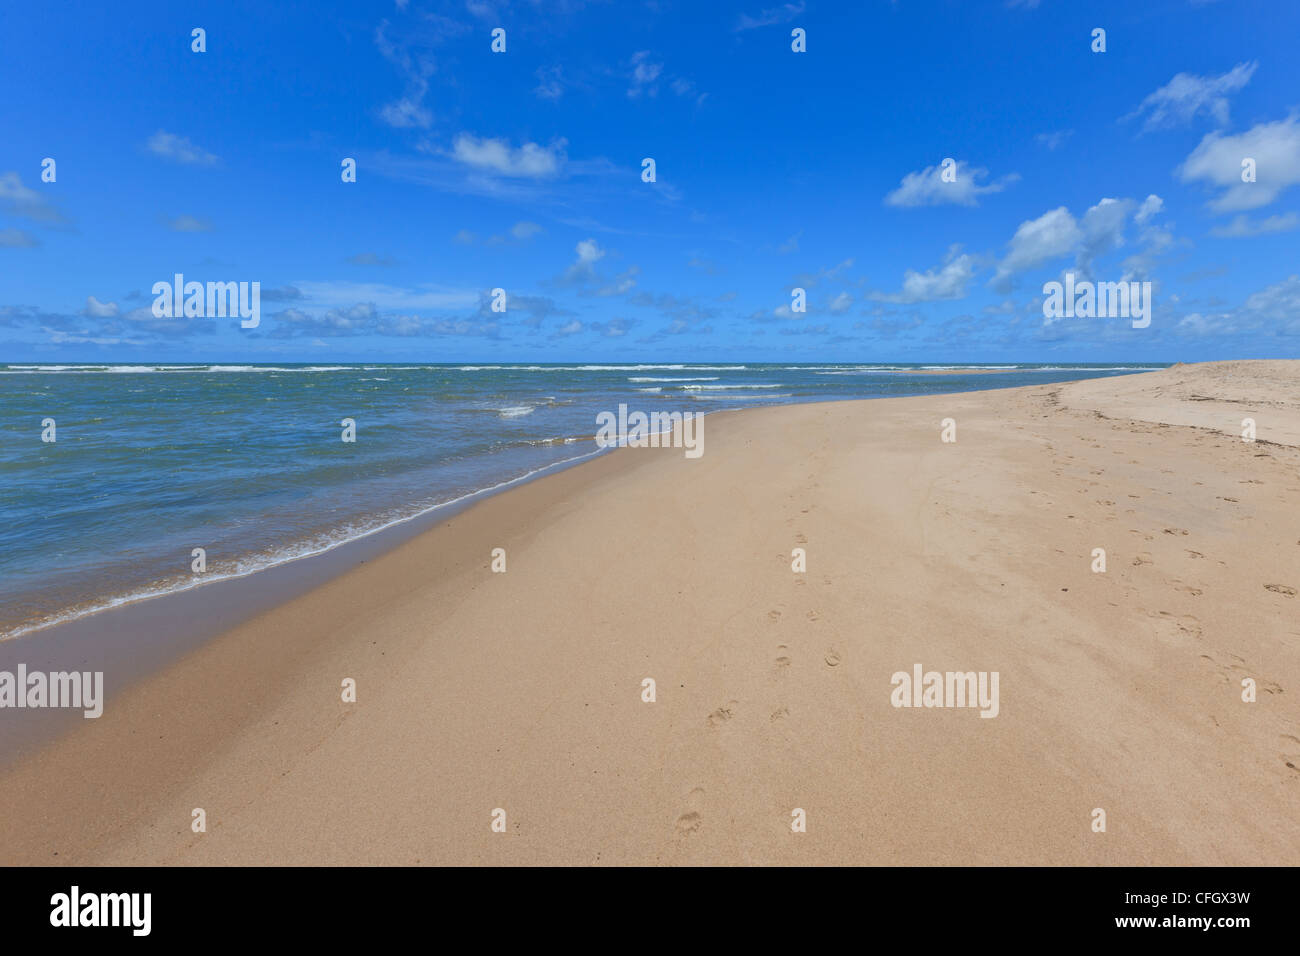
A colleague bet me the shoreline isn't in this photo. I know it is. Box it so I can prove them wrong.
[1,367,1165,646]
[2,361,1296,865]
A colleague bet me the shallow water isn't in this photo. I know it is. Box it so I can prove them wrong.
[0,362,1163,636]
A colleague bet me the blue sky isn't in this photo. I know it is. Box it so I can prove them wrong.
[2,0,1297,363]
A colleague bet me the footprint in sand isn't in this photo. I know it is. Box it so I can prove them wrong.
[1198,652,1281,694]
[1133,553,1153,566]
[675,787,705,836]
[771,706,790,721]
[1163,528,1190,536]
[824,648,841,667]
[1186,550,1204,559]
[806,610,821,621]
[1264,584,1297,597]
[707,701,737,726]
[774,644,792,668]
[794,533,808,544]
[1150,611,1203,645]
[768,609,783,623]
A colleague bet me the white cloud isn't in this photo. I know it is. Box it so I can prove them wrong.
[884,160,1019,207]
[450,134,566,178]
[146,130,218,165]
[828,291,852,314]
[1177,275,1300,336]
[562,239,605,283]
[83,296,119,317]
[1178,115,1300,211]
[1242,274,1300,319]
[628,51,663,97]
[992,207,1082,286]
[1076,197,1135,278]
[735,2,805,31]
[510,221,543,240]
[1123,62,1256,132]
[379,83,434,129]
[0,171,65,222]
[872,249,976,304]
[595,265,639,297]
[1134,194,1164,224]
[1035,130,1074,150]
[1209,212,1299,238]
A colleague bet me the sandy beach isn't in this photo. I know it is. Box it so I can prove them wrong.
[1,361,1297,866]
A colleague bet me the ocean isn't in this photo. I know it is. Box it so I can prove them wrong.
[0,362,1164,638]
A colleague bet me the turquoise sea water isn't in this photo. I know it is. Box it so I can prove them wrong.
[0,362,1164,637]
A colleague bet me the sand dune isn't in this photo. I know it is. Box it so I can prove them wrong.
[1,361,1297,865]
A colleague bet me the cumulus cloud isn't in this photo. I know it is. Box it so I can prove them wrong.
[558,238,606,285]
[992,207,1083,287]
[872,248,977,304]
[884,160,1019,207]
[1123,62,1256,132]
[450,134,566,178]
[82,296,119,317]
[1075,198,1135,279]
[1178,115,1300,211]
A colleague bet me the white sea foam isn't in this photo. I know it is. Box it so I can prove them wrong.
[627,376,721,382]
[679,383,782,390]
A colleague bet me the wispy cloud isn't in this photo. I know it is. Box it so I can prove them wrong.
[1035,129,1074,150]
[1209,212,1299,238]
[884,161,1019,207]
[1122,61,1256,132]
[146,131,218,165]
[165,215,213,233]
[735,2,805,32]
[0,171,68,223]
